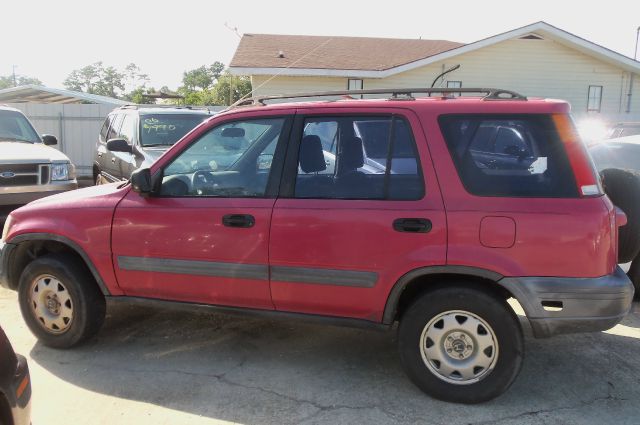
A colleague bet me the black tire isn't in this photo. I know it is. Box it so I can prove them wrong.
[601,168,640,263]
[18,254,106,349]
[626,254,640,298]
[0,394,12,425]
[398,286,524,404]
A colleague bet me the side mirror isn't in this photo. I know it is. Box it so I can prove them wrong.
[131,168,152,195]
[107,138,133,153]
[42,134,58,146]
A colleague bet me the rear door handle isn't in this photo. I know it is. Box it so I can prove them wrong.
[111,158,116,163]
[393,218,432,233]
[222,214,255,228]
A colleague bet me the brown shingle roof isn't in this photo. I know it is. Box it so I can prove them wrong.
[230,34,464,71]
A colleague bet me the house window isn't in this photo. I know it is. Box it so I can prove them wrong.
[348,79,363,98]
[447,81,462,96]
[348,79,363,91]
[587,85,603,112]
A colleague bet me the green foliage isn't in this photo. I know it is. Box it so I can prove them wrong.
[63,62,149,100]
[123,87,156,104]
[178,63,251,106]
[181,61,226,91]
[0,74,42,89]
[64,62,124,97]
[211,72,252,106]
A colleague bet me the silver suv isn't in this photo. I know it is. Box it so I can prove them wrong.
[0,106,77,208]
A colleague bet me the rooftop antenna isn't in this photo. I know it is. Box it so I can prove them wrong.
[225,22,242,39]
[431,64,461,88]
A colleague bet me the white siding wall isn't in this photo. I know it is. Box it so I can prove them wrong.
[7,103,115,177]
[251,75,347,99]
[249,37,640,123]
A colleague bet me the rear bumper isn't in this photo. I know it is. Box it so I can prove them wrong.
[499,266,634,338]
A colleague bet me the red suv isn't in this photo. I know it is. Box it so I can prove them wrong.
[0,88,634,403]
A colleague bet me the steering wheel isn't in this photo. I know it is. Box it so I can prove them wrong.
[191,170,215,195]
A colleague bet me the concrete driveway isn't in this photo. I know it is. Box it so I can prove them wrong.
[0,287,639,425]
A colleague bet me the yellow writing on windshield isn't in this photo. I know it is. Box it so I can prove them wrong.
[143,117,176,133]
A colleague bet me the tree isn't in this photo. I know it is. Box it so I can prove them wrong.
[177,63,251,106]
[123,63,149,93]
[0,74,42,89]
[63,62,151,100]
[123,87,156,104]
[210,72,252,106]
[64,62,124,97]
[181,61,226,91]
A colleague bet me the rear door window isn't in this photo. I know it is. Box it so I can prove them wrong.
[294,115,424,200]
[107,114,124,141]
[439,115,578,197]
[99,115,114,142]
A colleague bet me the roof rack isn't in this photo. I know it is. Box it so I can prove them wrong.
[118,104,214,112]
[229,88,527,109]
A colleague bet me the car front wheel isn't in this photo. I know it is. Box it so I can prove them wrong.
[398,285,524,403]
[18,254,106,348]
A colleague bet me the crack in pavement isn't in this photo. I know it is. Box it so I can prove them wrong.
[87,363,404,423]
[468,393,628,425]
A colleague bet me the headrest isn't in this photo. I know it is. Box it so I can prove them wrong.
[299,135,326,173]
[340,136,364,170]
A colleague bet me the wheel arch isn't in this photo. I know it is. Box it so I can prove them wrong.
[383,265,520,325]
[6,233,110,296]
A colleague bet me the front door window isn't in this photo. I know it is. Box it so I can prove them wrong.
[160,118,286,198]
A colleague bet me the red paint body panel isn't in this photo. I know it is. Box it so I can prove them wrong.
[7,183,129,295]
[270,201,447,319]
[269,107,446,320]
[418,109,617,278]
[111,191,275,308]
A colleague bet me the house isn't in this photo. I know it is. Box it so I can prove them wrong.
[229,22,640,126]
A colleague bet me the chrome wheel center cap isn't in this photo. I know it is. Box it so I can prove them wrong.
[46,296,60,314]
[444,332,474,360]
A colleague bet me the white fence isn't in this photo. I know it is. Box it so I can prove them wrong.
[8,103,116,178]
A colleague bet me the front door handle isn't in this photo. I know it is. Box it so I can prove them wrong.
[223,214,255,228]
[393,218,432,233]
[111,158,116,163]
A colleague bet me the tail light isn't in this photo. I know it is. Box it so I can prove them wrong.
[552,114,603,197]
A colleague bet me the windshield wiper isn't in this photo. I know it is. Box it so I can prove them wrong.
[143,143,173,147]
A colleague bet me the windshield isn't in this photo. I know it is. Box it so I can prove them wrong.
[139,114,209,147]
[0,110,40,143]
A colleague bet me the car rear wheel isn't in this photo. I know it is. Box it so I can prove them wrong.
[18,254,106,348]
[625,255,640,298]
[601,168,640,263]
[398,285,524,404]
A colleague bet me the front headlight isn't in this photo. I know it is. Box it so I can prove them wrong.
[51,162,76,181]
[2,214,13,242]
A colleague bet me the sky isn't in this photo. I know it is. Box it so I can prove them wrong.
[2,0,640,91]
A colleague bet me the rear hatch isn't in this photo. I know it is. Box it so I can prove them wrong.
[433,109,618,278]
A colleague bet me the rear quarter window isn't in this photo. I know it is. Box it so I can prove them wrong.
[439,114,578,198]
